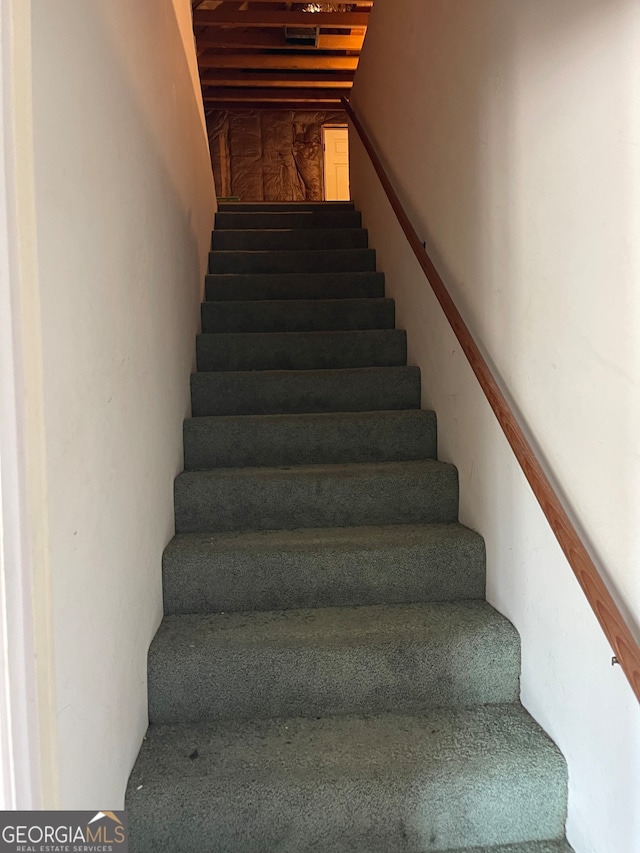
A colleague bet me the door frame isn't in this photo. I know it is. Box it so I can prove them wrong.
[0,0,58,809]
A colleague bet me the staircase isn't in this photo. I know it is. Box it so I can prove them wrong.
[126,202,572,853]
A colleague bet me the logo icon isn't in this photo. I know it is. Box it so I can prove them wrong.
[88,812,123,827]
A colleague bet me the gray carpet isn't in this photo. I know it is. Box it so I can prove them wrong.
[126,202,572,853]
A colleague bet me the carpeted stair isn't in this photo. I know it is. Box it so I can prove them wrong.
[126,201,573,853]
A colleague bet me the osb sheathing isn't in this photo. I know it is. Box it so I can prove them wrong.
[207,109,347,202]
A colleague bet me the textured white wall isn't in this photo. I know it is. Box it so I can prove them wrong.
[30,0,215,808]
[351,2,640,851]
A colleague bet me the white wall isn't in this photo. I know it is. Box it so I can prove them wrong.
[30,0,215,807]
[350,2,640,851]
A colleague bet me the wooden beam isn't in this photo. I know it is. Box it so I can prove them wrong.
[196,30,365,52]
[199,54,358,70]
[194,9,370,28]
[204,101,344,111]
[317,34,365,50]
[217,0,372,4]
[200,70,354,87]
[202,87,348,102]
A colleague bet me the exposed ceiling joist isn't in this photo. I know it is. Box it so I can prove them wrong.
[202,87,348,102]
[205,100,346,111]
[200,70,355,87]
[213,0,372,4]
[196,30,365,52]
[193,2,368,116]
[193,9,370,28]
[317,33,364,50]
[199,54,359,70]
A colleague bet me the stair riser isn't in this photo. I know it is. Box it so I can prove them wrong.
[201,298,395,333]
[205,272,385,302]
[209,249,376,275]
[163,526,485,614]
[438,845,573,853]
[218,201,355,212]
[148,612,520,724]
[215,211,362,230]
[129,784,567,853]
[190,367,421,416]
[183,410,436,470]
[195,330,407,372]
[211,229,368,251]
[174,463,458,534]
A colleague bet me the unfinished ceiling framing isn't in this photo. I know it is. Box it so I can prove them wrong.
[191,1,372,111]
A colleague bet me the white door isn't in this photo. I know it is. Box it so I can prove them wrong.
[323,127,350,201]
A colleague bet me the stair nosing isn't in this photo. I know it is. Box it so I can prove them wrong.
[157,598,505,630]
[183,408,434,425]
[175,458,454,480]
[196,328,405,339]
[209,248,375,255]
[211,227,367,235]
[166,520,478,546]
[192,365,419,378]
[201,297,393,306]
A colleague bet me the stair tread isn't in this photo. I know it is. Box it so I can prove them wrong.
[212,228,366,238]
[218,201,355,210]
[154,599,514,652]
[202,296,392,310]
[207,271,379,278]
[206,271,384,282]
[131,709,564,768]
[193,364,417,378]
[127,704,567,852]
[204,297,391,306]
[184,407,433,426]
[211,248,373,256]
[198,328,403,339]
[192,365,419,381]
[213,228,364,234]
[176,457,454,482]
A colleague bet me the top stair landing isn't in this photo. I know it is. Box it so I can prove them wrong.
[218,201,355,212]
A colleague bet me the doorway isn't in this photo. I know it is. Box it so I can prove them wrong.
[322,126,350,201]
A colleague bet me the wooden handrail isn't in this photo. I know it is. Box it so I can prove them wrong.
[343,97,640,703]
